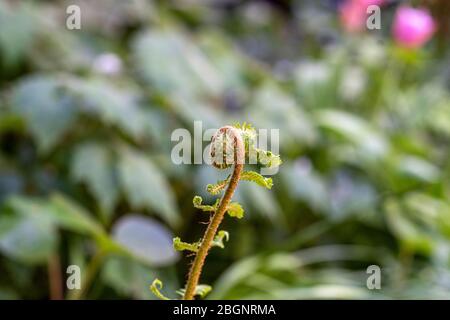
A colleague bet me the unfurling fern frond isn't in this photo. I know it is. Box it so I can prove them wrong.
[150,279,170,300]
[152,123,281,301]
[193,196,218,212]
[256,149,283,168]
[211,230,229,249]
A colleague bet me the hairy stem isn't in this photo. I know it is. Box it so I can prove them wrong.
[183,127,244,300]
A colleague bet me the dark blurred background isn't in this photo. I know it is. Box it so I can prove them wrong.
[0,0,449,299]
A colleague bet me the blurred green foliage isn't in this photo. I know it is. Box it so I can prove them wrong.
[0,0,449,299]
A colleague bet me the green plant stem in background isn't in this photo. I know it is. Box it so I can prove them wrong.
[47,254,63,300]
[69,251,106,300]
[183,127,244,300]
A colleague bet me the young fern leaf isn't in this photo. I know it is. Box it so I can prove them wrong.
[256,149,282,168]
[211,230,229,249]
[206,176,230,195]
[176,285,212,298]
[193,196,217,212]
[173,237,200,253]
[233,122,257,152]
[226,202,244,219]
[150,279,170,300]
[180,124,281,300]
[241,171,273,189]
[232,122,254,131]
[233,122,281,168]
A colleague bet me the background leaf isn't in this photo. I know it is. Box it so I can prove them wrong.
[0,212,57,265]
[71,142,119,220]
[111,214,179,267]
[11,75,76,152]
[118,148,179,227]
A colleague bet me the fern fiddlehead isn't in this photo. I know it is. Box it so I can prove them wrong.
[183,126,244,300]
[150,123,281,300]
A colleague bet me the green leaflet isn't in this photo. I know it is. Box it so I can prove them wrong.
[212,230,229,249]
[177,284,212,298]
[232,122,282,169]
[173,237,200,253]
[206,176,230,195]
[206,158,279,196]
[233,122,255,132]
[150,278,170,300]
[241,171,273,189]
[226,202,244,219]
[233,122,257,153]
[255,149,282,168]
[193,196,217,212]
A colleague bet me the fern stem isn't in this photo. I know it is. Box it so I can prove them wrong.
[183,127,244,300]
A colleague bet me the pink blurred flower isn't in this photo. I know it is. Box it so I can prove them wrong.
[392,6,436,49]
[358,0,385,7]
[340,0,385,33]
